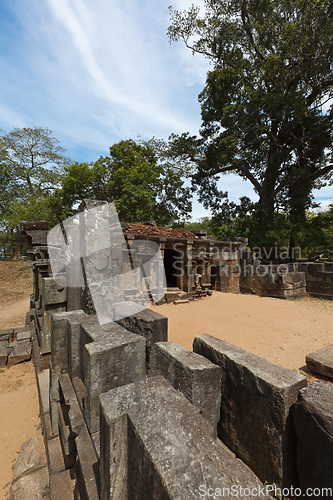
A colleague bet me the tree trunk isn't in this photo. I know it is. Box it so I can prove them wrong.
[13,228,23,259]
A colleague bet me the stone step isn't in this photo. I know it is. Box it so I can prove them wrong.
[165,292,181,303]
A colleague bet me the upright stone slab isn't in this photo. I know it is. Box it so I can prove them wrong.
[293,380,333,495]
[81,321,146,434]
[41,276,67,354]
[149,342,221,430]
[50,310,92,433]
[193,334,307,487]
[100,376,268,500]
[114,304,168,362]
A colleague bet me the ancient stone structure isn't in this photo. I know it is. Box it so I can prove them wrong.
[193,334,307,487]
[300,262,333,300]
[149,342,222,431]
[20,201,333,499]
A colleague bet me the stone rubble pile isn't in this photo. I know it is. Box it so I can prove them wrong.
[0,326,32,368]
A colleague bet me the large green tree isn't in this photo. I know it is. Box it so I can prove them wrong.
[168,0,333,245]
[0,127,70,257]
[52,139,192,226]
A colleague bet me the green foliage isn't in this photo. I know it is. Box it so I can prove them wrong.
[0,127,70,257]
[168,0,333,246]
[52,139,192,226]
[183,216,216,237]
[295,204,333,259]
[207,195,333,259]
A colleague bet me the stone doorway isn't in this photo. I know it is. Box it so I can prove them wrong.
[163,248,180,288]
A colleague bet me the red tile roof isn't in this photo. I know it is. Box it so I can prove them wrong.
[123,223,199,240]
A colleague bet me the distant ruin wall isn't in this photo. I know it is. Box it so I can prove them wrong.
[300,262,333,300]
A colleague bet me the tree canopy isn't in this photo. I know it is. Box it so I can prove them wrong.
[168,0,333,246]
[51,139,192,227]
[0,127,70,257]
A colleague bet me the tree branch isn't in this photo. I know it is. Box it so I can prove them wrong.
[306,79,333,107]
[309,164,333,181]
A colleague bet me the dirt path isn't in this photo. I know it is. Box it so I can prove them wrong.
[0,297,30,330]
[0,283,39,500]
[0,361,41,500]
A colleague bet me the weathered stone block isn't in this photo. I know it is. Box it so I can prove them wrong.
[24,229,48,246]
[149,342,221,430]
[306,344,333,378]
[51,312,71,378]
[17,330,32,342]
[0,346,13,367]
[12,436,47,482]
[67,311,94,380]
[114,304,168,362]
[193,334,307,487]
[50,311,93,431]
[100,376,267,500]
[81,321,146,433]
[293,381,333,495]
[0,328,13,340]
[42,303,66,355]
[42,276,67,306]
[7,340,31,367]
[10,467,49,500]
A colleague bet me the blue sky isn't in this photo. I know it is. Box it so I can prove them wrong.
[0,0,332,219]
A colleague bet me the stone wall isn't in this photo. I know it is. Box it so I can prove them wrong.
[21,207,333,498]
[29,303,333,499]
[240,255,307,299]
[300,262,333,300]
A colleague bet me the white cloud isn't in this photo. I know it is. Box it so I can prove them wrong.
[1,0,209,159]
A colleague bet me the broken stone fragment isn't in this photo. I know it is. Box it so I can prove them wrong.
[11,436,49,500]
[7,340,32,367]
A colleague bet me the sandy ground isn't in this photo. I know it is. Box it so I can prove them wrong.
[0,297,30,330]
[151,292,333,372]
[0,295,41,500]
[0,290,332,498]
[0,362,41,500]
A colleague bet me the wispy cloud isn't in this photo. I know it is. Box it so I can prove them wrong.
[0,0,210,155]
[6,0,317,217]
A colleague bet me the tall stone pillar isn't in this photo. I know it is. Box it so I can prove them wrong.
[186,240,193,295]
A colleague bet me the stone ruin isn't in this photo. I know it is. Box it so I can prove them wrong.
[12,200,333,499]
[0,326,32,368]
